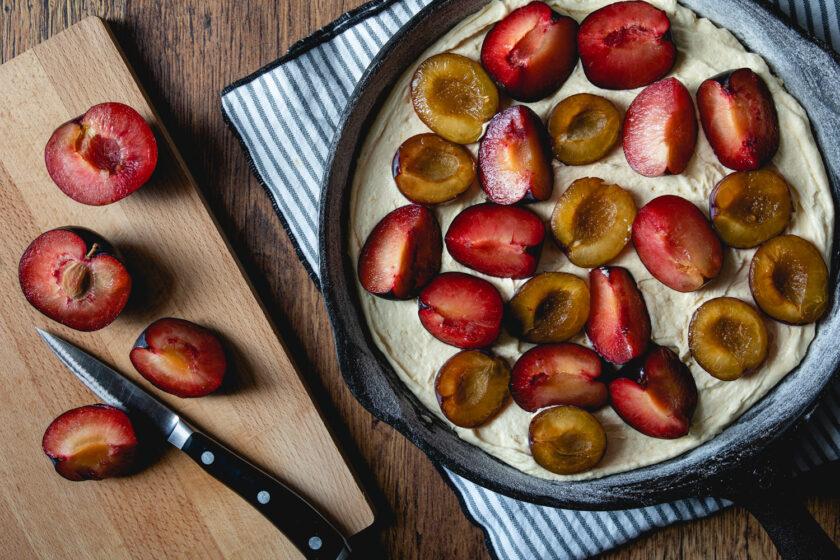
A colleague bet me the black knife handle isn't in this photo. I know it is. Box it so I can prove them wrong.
[182,431,349,559]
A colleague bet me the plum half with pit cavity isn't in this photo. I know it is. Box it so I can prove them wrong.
[45,102,157,205]
[434,349,511,428]
[577,0,676,90]
[392,133,476,205]
[507,272,590,343]
[42,404,137,481]
[749,235,828,324]
[689,297,768,380]
[550,177,636,268]
[710,169,792,249]
[411,53,499,144]
[529,405,607,475]
[548,94,621,166]
[480,1,578,101]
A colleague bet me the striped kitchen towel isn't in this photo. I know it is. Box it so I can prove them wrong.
[221,1,840,558]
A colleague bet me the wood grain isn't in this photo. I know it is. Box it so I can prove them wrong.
[1,1,837,559]
[0,15,371,560]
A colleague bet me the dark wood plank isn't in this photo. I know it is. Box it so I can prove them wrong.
[2,0,837,558]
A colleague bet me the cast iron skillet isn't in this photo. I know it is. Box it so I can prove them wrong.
[320,0,840,556]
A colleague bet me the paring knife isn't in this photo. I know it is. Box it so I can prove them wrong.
[36,328,351,560]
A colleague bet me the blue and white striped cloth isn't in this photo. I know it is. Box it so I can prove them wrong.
[221,1,840,558]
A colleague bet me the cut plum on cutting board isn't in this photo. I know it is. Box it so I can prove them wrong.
[45,102,157,205]
[19,227,131,332]
[0,17,372,560]
[130,318,227,398]
[42,404,137,481]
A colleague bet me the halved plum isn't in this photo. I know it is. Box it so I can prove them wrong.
[550,177,636,267]
[19,228,131,331]
[434,349,511,428]
[42,404,137,481]
[507,272,590,343]
[697,68,779,171]
[411,53,499,144]
[418,272,503,348]
[586,267,651,364]
[511,343,607,412]
[577,1,676,90]
[548,93,621,165]
[445,203,544,278]
[689,297,768,380]
[609,345,697,439]
[710,169,792,248]
[529,405,606,475]
[45,102,157,205]
[480,1,578,102]
[623,78,697,177]
[130,318,227,398]
[393,133,476,204]
[358,204,442,299]
[478,105,554,205]
[749,235,828,324]
[632,195,723,292]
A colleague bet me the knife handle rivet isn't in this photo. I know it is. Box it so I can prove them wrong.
[257,490,270,504]
[308,537,322,551]
[201,451,215,465]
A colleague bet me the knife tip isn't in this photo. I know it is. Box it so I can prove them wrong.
[35,327,52,343]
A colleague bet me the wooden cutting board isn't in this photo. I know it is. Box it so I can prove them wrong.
[0,16,373,559]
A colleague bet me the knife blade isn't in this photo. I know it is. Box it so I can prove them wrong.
[37,328,351,560]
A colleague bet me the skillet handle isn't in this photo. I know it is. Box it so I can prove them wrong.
[735,493,840,560]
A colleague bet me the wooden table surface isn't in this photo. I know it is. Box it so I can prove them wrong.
[2,1,838,558]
